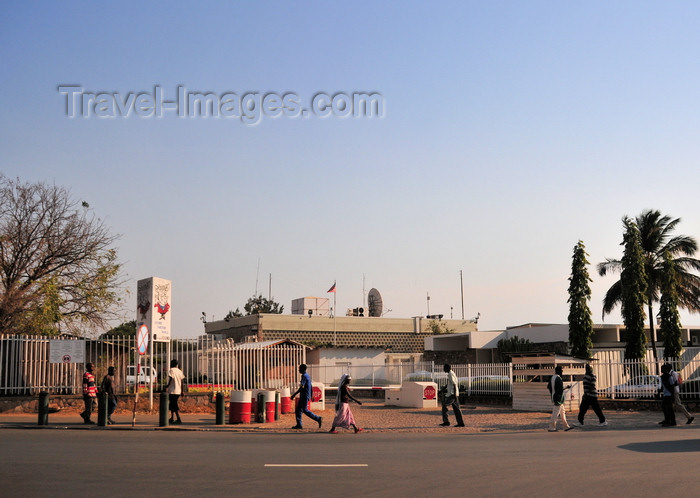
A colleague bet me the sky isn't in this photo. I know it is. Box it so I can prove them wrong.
[3,2,700,338]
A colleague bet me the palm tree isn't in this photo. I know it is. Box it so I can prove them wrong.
[598,210,700,363]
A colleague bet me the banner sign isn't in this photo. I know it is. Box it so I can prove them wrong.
[136,276,171,342]
[49,340,85,364]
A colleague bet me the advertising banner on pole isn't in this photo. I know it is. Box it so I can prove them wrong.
[136,277,171,342]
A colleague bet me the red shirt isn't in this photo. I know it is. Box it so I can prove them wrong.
[83,371,97,397]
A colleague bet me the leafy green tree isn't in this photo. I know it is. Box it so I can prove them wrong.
[224,308,243,321]
[659,252,683,361]
[497,336,533,362]
[598,209,700,363]
[426,319,454,335]
[568,240,595,358]
[619,218,648,363]
[101,320,136,338]
[243,295,283,315]
[0,176,124,336]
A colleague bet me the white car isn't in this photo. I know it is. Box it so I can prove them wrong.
[126,366,158,385]
[610,375,661,398]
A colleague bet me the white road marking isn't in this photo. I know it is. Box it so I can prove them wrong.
[264,464,368,467]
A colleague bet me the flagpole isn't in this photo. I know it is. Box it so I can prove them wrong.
[328,281,337,346]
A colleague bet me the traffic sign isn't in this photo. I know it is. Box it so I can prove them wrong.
[137,324,149,355]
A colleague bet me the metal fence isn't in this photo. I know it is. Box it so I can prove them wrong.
[0,335,305,395]
[592,355,700,400]
[3,333,700,400]
[308,361,514,396]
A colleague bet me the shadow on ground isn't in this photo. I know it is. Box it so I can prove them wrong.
[619,439,700,453]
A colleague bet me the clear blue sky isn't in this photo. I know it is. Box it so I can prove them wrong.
[3,2,700,337]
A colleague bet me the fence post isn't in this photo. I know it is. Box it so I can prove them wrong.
[608,360,615,400]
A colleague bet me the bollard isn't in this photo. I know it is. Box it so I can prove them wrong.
[215,392,225,425]
[256,392,265,423]
[159,391,169,427]
[97,391,108,427]
[38,391,49,426]
[275,391,280,421]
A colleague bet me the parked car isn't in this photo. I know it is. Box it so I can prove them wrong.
[468,375,511,391]
[126,365,158,385]
[403,371,447,382]
[679,377,700,400]
[608,375,661,398]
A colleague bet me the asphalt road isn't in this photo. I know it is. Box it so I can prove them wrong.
[1,427,698,497]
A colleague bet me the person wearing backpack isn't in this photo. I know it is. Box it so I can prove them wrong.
[669,365,694,425]
[659,363,676,427]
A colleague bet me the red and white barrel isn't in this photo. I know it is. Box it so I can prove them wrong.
[229,390,252,424]
[279,387,292,414]
[262,390,276,423]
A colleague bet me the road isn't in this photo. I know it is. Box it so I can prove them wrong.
[1,427,698,497]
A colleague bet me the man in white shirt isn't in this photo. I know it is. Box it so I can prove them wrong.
[440,364,465,427]
[166,359,186,424]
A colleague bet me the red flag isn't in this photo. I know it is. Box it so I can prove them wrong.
[327,282,336,293]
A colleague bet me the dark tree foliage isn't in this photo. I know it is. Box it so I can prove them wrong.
[568,240,594,358]
[497,336,533,362]
[100,320,136,338]
[243,295,284,315]
[599,209,700,363]
[619,218,648,362]
[659,252,683,361]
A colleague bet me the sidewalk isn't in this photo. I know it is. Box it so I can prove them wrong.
[1,401,693,433]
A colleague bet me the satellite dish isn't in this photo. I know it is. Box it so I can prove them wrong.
[367,288,383,317]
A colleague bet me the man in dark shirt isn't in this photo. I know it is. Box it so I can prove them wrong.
[290,364,322,430]
[575,363,607,427]
[101,366,118,425]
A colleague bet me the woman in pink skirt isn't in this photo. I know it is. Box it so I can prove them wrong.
[330,374,363,434]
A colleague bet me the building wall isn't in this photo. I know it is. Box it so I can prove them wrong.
[205,314,478,354]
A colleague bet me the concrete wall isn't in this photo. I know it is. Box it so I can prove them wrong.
[205,314,478,354]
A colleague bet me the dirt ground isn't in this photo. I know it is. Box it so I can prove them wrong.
[5,399,679,433]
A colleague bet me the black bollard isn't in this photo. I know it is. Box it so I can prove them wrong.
[38,391,49,426]
[215,392,225,425]
[159,391,169,427]
[97,391,108,426]
[256,392,265,423]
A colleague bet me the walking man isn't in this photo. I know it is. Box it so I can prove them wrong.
[659,363,677,427]
[439,364,465,427]
[548,365,573,432]
[290,364,322,430]
[165,359,185,424]
[669,365,694,425]
[80,362,97,424]
[101,366,118,424]
[576,364,607,427]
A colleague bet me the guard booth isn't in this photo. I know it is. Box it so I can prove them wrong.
[511,353,587,412]
[385,381,439,408]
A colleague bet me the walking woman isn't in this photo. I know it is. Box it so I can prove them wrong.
[329,374,363,434]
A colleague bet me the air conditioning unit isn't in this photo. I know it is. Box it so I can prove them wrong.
[691,335,700,346]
